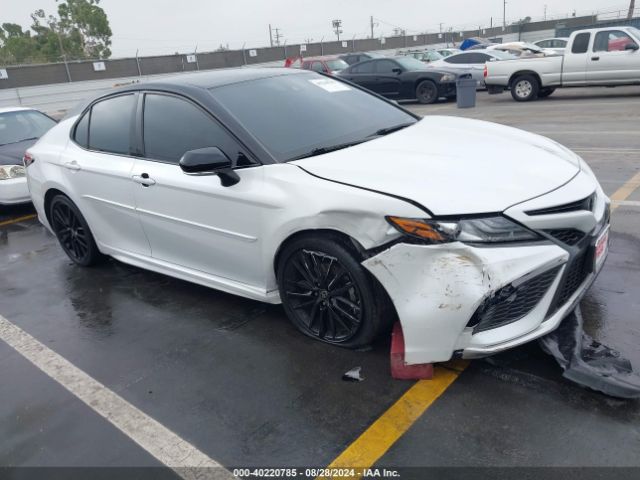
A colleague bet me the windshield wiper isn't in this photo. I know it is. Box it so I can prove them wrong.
[291,139,369,160]
[372,122,416,137]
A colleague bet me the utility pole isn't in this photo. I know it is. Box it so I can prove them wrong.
[269,24,273,47]
[629,0,636,19]
[370,16,374,39]
[544,4,548,20]
[332,19,343,41]
[503,0,507,28]
[274,27,283,46]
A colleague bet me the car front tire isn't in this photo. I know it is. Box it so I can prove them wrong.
[49,194,103,267]
[276,234,391,348]
[416,80,439,104]
[511,74,539,102]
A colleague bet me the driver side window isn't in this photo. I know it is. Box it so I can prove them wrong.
[594,30,636,52]
[142,93,253,166]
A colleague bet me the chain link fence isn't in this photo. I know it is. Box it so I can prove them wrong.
[0,15,603,90]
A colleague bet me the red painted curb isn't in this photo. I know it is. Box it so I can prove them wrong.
[390,322,434,380]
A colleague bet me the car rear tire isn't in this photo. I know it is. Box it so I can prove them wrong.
[511,74,539,102]
[276,235,391,348]
[49,195,103,267]
[416,80,439,104]
[538,87,556,98]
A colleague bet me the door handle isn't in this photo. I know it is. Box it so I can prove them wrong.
[591,56,600,61]
[63,161,81,171]
[132,173,156,187]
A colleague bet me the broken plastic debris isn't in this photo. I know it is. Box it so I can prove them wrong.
[539,306,640,399]
[342,366,364,382]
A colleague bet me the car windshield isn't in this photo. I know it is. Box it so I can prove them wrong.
[629,27,640,39]
[326,59,348,71]
[0,110,56,146]
[212,73,417,161]
[394,57,427,70]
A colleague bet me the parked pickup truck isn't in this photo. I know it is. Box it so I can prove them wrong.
[484,26,640,101]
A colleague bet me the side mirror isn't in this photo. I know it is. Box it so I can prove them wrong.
[392,68,402,74]
[625,43,639,51]
[179,147,240,187]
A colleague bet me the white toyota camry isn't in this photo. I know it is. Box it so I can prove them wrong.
[25,68,610,364]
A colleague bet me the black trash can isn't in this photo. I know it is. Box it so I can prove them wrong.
[456,74,477,109]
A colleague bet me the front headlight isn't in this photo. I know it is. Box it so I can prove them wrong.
[0,165,26,181]
[386,216,541,244]
[440,73,456,83]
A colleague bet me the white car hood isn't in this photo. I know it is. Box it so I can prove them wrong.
[292,116,581,215]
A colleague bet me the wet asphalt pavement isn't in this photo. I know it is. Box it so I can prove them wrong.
[1,86,639,477]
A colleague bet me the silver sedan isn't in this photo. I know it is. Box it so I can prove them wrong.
[428,49,517,88]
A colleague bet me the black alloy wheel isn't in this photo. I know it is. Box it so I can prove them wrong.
[49,195,102,266]
[277,236,390,348]
[283,249,362,343]
[416,80,438,104]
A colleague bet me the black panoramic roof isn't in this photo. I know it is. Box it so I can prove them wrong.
[142,67,307,90]
[64,67,311,119]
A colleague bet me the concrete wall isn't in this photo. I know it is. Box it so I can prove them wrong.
[1,15,598,91]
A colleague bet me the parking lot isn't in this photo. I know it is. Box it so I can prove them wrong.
[1,86,640,478]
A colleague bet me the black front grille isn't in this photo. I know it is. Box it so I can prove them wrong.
[552,249,592,311]
[469,267,560,334]
[526,194,595,216]
[545,229,586,246]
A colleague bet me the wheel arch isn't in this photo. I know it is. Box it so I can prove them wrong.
[273,228,367,277]
[43,187,70,227]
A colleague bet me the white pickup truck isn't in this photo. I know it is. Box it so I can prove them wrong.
[484,26,640,101]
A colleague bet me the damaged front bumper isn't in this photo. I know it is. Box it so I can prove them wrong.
[363,228,608,365]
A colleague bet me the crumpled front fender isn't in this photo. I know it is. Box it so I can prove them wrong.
[363,241,568,364]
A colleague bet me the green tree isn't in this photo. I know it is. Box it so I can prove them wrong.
[0,23,39,64]
[57,0,112,58]
[0,0,111,65]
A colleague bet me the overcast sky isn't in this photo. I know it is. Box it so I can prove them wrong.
[1,0,635,57]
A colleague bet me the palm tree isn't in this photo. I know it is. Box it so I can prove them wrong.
[629,0,636,20]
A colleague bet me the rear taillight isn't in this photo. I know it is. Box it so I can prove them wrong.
[483,65,488,78]
[23,152,35,167]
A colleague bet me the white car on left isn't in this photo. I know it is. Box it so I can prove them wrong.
[0,107,57,205]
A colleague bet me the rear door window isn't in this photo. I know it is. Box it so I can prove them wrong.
[351,61,374,74]
[571,33,591,54]
[464,53,491,64]
[88,94,136,155]
[74,111,89,148]
[445,53,471,64]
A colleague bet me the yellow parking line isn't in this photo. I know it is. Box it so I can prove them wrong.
[610,171,640,212]
[320,362,467,478]
[0,214,37,227]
